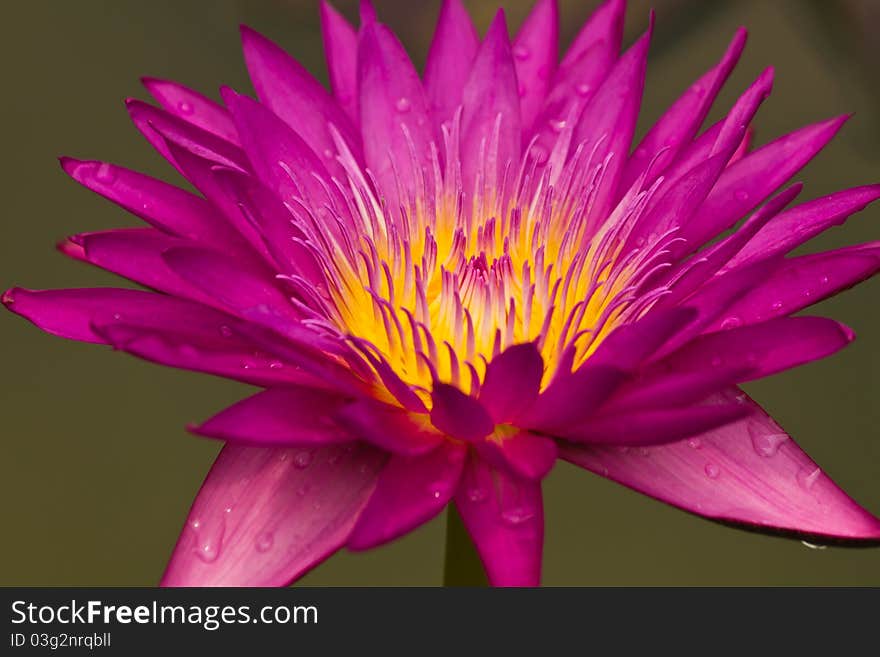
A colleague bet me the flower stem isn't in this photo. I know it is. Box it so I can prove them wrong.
[443,505,488,586]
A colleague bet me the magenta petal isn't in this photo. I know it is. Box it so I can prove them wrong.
[559,403,750,447]
[320,1,359,122]
[430,383,494,441]
[59,157,244,252]
[460,11,522,196]
[561,389,880,542]
[523,365,627,433]
[141,77,240,144]
[423,0,479,130]
[572,24,651,225]
[240,25,360,179]
[3,287,167,343]
[657,316,855,381]
[479,343,544,423]
[224,91,347,224]
[358,21,434,212]
[125,98,248,172]
[602,367,749,413]
[727,185,880,269]
[621,28,746,192]
[560,0,624,69]
[710,244,880,329]
[335,399,444,456]
[192,388,353,446]
[512,0,559,134]
[454,453,543,586]
[161,442,386,586]
[162,246,298,324]
[348,442,466,550]
[479,430,557,480]
[686,115,848,248]
[68,229,217,305]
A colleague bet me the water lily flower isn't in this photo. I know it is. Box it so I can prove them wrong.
[5,0,880,587]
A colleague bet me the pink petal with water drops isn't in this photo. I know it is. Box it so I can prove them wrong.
[708,244,880,329]
[348,441,466,550]
[512,0,558,134]
[161,442,386,586]
[141,77,239,144]
[423,0,479,130]
[561,389,880,543]
[320,1,359,123]
[454,453,543,586]
[240,25,360,179]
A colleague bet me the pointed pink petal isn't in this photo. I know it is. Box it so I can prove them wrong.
[320,1,359,122]
[460,11,522,195]
[348,442,466,550]
[559,403,750,446]
[513,0,558,134]
[560,0,624,69]
[657,316,854,381]
[65,229,219,307]
[161,442,386,586]
[708,244,880,329]
[431,383,494,441]
[125,98,248,171]
[573,24,651,226]
[240,25,360,178]
[454,453,543,586]
[141,77,239,144]
[561,389,880,543]
[727,185,880,269]
[686,115,848,249]
[161,246,297,324]
[479,343,544,423]
[335,399,444,456]
[192,388,353,446]
[224,90,348,226]
[59,157,245,252]
[524,308,695,432]
[358,21,434,212]
[478,430,557,480]
[622,29,747,192]
[423,0,479,129]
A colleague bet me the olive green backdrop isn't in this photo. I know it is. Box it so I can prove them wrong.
[1,0,878,585]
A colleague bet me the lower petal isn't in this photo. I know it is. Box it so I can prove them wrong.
[561,389,880,543]
[161,442,386,586]
[454,452,543,586]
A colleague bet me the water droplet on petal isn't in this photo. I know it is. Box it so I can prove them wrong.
[797,466,821,490]
[687,437,703,450]
[219,325,233,338]
[749,425,789,457]
[575,83,592,97]
[518,83,527,98]
[550,119,567,133]
[513,45,530,60]
[268,360,284,369]
[255,531,274,553]
[530,145,549,165]
[293,450,313,469]
[323,149,334,160]
[395,97,411,113]
[112,313,122,321]
[467,487,487,503]
[95,162,116,184]
[720,316,742,331]
[704,463,720,479]
[771,301,784,312]
[178,101,194,115]
[501,507,535,526]
[801,540,827,550]
[192,516,226,564]
[734,190,750,202]
[819,275,829,285]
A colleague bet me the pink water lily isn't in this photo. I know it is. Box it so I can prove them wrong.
[5,0,880,586]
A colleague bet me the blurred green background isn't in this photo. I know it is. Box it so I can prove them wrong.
[1,0,878,585]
